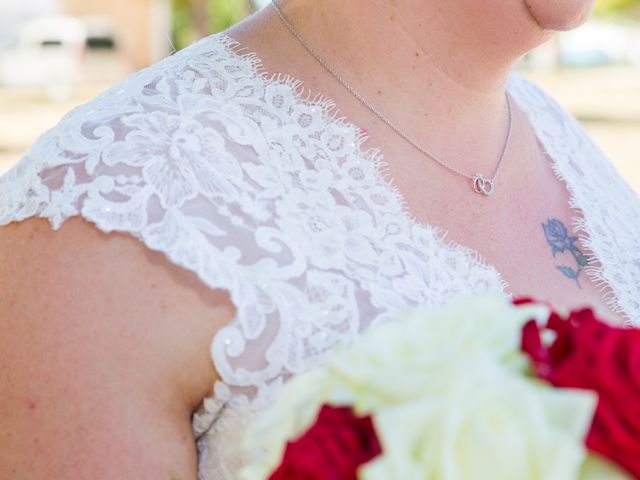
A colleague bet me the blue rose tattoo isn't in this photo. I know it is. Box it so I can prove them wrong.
[542,218,590,289]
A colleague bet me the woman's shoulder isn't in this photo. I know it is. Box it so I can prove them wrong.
[0,33,267,229]
[0,31,316,429]
[0,30,285,311]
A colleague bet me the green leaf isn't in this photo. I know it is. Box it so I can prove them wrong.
[577,254,590,267]
[557,266,579,279]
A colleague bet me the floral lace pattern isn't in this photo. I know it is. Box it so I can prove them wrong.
[1,33,638,479]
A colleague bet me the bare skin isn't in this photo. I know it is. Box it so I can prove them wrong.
[0,217,236,479]
[226,0,625,325]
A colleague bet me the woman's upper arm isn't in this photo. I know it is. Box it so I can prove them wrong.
[0,216,236,479]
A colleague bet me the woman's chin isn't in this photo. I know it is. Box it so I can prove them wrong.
[525,0,596,31]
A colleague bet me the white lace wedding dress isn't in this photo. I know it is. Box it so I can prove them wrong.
[1,33,639,479]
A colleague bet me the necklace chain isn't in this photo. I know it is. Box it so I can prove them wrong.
[270,0,514,197]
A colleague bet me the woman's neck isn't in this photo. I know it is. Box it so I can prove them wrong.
[267,0,553,173]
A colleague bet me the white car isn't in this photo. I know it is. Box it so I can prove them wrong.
[0,15,87,100]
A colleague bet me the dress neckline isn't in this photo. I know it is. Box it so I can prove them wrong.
[209,31,632,325]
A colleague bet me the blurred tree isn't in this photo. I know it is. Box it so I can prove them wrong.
[595,0,640,17]
[172,0,257,50]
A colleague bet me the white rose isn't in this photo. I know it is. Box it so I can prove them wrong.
[326,296,550,411]
[359,352,596,480]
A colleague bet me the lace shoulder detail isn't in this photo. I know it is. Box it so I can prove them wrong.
[0,32,509,434]
[508,73,640,326]
[0,34,278,432]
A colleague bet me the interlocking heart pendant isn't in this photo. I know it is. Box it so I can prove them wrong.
[472,174,495,196]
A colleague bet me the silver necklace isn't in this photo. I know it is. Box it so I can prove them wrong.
[270,0,513,197]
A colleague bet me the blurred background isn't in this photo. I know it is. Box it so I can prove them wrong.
[0,0,638,193]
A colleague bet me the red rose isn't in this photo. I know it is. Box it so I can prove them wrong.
[521,306,640,478]
[269,404,382,480]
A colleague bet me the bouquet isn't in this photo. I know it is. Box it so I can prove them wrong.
[240,296,639,480]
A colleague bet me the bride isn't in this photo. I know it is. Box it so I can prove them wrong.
[1,0,638,478]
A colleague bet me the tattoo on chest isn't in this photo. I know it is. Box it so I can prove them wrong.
[541,218,590,289]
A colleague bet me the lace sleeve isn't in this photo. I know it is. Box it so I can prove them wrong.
[0,34,399,446]
[0,35,299,436]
